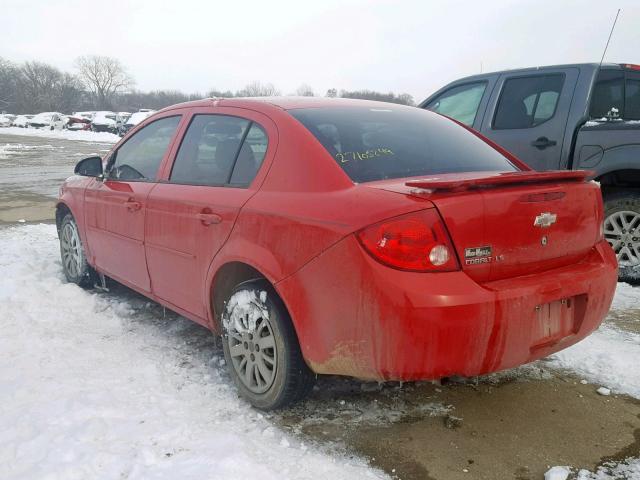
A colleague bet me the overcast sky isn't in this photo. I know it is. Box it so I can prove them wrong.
[4,0,640,102]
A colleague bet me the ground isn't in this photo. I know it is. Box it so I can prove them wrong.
[1,129,639,480]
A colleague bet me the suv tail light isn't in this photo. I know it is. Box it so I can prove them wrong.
[356,209,460,272]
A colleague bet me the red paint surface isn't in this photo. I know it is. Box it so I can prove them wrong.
[58,98,618,381]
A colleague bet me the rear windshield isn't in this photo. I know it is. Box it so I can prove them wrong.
[289,107,518,183]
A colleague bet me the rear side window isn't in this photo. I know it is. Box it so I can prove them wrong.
[109,115,181,181]
[229,123,268,185]
[627,73,640,120]
[425,82,486,126]
[289,106,517,183]
[590,70,624,118]
[170,114,268,187]
[493,74,564,129]
[590,69,640,120]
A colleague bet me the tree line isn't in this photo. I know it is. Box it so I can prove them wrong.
[0,55,415,114]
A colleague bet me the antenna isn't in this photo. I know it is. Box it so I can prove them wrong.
[599,9,621,68]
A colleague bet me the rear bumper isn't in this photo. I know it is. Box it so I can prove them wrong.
[276,237,618,381]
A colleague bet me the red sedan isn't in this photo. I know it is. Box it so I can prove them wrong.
[57,97,618,409]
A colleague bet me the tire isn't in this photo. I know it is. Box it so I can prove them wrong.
[221,280,315,410]
[603,191,640,283]
[58,213,95,288]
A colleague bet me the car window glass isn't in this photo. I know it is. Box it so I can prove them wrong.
[625,73,640,120]
[426,82,486,126]
[590,69,624,118]
[109,115,181,181]
[170,114,250,186]
[534,91,560,123]
[290,106,517,183]
[229,123,268,186]
[493,74,564,129]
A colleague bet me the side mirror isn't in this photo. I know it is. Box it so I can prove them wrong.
[74,156,103,177]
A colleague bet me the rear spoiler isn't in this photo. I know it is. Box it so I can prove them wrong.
[405,170,593,192]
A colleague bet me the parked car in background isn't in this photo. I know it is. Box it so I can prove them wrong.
[118,109,156,136]
[0,114,16,127]
[65,115,92,131]
[91,111,124,133]
[12,114,34,127]
[421,63,640,281]
[118,112,132,124]
[57,97,617,409]
[27,112,66,130]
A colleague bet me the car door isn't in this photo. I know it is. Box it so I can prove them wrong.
[479,68,579,171]
[144,108,274,320]
[84,114,183,292]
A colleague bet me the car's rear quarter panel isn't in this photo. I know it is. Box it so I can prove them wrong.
[277,236,617,381]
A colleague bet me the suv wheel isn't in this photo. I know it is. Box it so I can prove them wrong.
[221,280,314,410]
[603,191,640,283]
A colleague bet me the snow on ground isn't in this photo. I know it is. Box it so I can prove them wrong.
[546,460,640,480]
[0,126,120,143]
[551,282,640,399]
[576,459,640,479]
[0,224,386,480]
[2,222,639,480]
[0,143,65,160]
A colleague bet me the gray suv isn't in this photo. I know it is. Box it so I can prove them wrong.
[421,63,640,282]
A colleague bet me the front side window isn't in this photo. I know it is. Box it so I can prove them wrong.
[170,115,268,187]
[290,106,517,183]
[108,115,181,181]
[425,82,486,126]
[493,74,564,129]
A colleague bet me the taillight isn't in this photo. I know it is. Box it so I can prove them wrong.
[357,209,460,272]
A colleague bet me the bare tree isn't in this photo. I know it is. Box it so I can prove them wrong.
[237,81,280,97]
[0,57,20,111]
[339,89,415,106]
[75,55,133,109]
[294,84,315,97]
[207,88,235,98]
[20,61,66,111]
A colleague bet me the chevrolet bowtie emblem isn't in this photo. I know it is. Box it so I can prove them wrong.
[533,212,557,228]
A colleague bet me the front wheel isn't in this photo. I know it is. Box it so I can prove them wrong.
[59,213,95,287]
[221,280,315,410]
[603,191,640,283]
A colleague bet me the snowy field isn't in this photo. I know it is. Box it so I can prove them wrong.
[0,126,120,143]
[0,225,386,480]
[1,222,639,479]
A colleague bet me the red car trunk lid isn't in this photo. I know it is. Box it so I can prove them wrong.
[368,170,601,282]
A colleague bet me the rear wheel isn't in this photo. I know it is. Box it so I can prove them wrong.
[59,213,95,287]
[221,280,314,410]
[603,191,640,283]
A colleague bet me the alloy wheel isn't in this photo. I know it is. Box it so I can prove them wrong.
[224,294,278,394]
[604,210,640,267]
[60,221,83,278]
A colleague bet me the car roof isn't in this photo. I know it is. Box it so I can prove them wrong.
[444,62,625,84]
[158,96,414,115]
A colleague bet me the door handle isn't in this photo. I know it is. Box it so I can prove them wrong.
[124,199,141,211]
[531,136,557,150]
[197,212,222,226]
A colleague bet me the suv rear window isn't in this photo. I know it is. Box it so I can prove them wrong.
[289,106,517,183]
